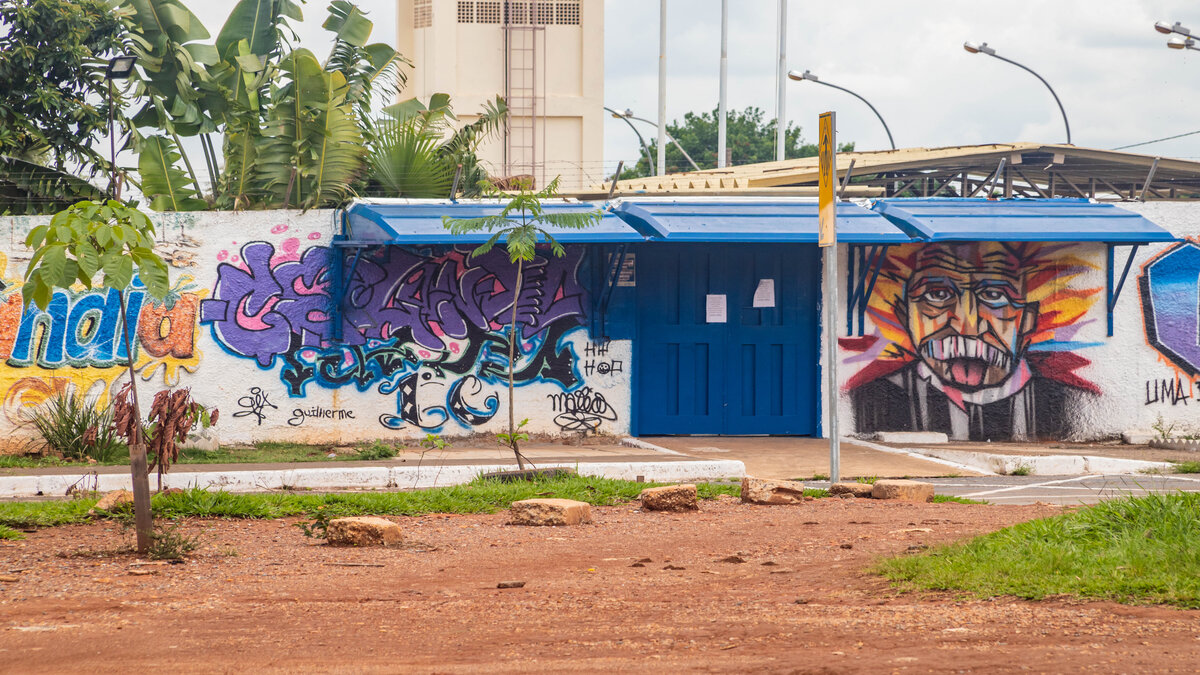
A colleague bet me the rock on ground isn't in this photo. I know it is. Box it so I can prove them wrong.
[741,477,806,505]
[509,499,592,526]
[829,482,875,499]
[90,490,134,515]
[871,479,935,502]
[325,517,404,547]
[639,484,699,512]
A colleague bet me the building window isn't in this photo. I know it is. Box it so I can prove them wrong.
[556,0,580,25]
[476,1,501,23]
[503,1,527,25]
[534,1,554,24]
[457,0,473,23]
[414,0,432,28]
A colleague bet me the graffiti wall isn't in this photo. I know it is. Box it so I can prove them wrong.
[837,203,1200,441]
[840,241,1105,441]
[0,211,631,448]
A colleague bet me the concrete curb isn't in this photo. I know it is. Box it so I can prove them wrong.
[0,459,747,499]
[860,440,1173,476]
[843,437,997,475]
[620,437,687,456]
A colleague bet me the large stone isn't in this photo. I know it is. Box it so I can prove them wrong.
[740,477,806,505]
[830,482,875,498]
[871,479,935,502]
[509,498,592,526]
[90,490,134,515]
[639,484,698,512]
[325,516,403,547]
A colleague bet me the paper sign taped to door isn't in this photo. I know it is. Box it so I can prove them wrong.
[753,279,776,308]
[705,294,727,323]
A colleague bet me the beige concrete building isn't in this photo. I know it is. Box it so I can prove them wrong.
[395,0,604,192]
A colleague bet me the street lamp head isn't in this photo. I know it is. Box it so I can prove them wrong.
[1156,20,1191,36]
[105,55,138,80]
[787,69,818,82]
[963,41,996,56]
[1167,36,1192,49]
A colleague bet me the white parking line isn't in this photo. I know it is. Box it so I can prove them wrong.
[958,475,1092,498]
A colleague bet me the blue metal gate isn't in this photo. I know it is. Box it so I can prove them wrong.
[635,244,819,435]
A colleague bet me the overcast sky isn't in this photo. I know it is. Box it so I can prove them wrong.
[189,0,1200,172]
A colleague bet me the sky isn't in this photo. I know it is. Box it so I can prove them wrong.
[186,0,1200,173]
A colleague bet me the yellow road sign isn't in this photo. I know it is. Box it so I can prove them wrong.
[818,112,836,247]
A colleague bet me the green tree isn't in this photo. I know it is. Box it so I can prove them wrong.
[0,0,130,213]
[443,178,600,468]
[22,199,170,553]
[618,106,855,179]
[366,94,508,199]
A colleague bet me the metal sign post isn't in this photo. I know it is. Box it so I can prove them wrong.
[818,111,840,484]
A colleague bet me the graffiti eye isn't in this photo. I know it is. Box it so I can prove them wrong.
[920,288,955,304]
[976,288,1011,308]
[421,372,432,381]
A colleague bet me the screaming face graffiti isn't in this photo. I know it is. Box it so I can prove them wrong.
[904,245,1038,391]
[843,242,1101,441]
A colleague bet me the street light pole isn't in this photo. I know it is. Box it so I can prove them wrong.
[605,107,654,174]
[787,70,896,150]
[657,0,667,176]
[963,41,1071,145]
[775,0,787,161]
[717,0,729,168]
[103,55,137,199]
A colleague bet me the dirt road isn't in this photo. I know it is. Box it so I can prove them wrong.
[1,497,1197,673]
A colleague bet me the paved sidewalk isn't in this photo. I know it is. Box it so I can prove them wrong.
[637,436,981,479]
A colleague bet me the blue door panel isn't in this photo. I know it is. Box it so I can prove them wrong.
[636,244,819,435]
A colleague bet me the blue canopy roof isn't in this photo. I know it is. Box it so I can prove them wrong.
[343,200,646,244]
[871,198,1176,243]
[613,199,911,244]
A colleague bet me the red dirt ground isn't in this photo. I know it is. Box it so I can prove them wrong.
[1,497,1198,673]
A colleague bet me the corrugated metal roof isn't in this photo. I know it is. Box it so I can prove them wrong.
[614,198,911,243]
[343,200,646,244]
[871,198,1177,243]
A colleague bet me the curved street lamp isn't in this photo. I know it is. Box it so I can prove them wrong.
[604,106,654,175]
[1153,21,1198,51]
[786,69,895,150]
[963,41,1071,145]
[619,110,701,172]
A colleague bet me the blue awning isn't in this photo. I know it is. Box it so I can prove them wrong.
[342,200,646,245]
[614,199,912,244]
[871,198,1176,243]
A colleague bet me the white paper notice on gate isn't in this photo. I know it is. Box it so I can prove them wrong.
[753,279,776,308]
[705,294,727,323]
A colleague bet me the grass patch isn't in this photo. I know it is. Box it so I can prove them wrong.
[0,524,24,540]
[876,493,1200,608]
[1007,464,1033,476]
[931,494,987,505]
[0,475,742,530]
[1172,461,1200,474]
[0,455,72,469]
[177,441,408,465]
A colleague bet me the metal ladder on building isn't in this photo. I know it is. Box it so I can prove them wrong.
[503,2,544,186]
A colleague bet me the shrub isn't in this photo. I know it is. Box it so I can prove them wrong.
[26,391,126,462]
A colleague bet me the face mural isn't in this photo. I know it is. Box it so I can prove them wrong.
[843,242,1102,441]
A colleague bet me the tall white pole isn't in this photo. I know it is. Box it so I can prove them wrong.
[775,0,787,162]
[717,0,728,168]
[657,0,668,176]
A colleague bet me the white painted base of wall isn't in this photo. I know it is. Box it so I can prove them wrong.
[0,459,746,500]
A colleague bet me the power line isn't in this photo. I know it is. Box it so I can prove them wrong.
[1112,129,1200,151]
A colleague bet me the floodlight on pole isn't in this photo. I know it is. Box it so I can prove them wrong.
[962,41,1072,145]
[1155,21,1191,36]
[1167,36,1199,51]
[620,110,701,172]
[787,69,896,150]
[604,106,654,175]
[104,55,138,199]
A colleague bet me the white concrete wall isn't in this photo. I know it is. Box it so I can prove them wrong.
[0,210,631,449]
